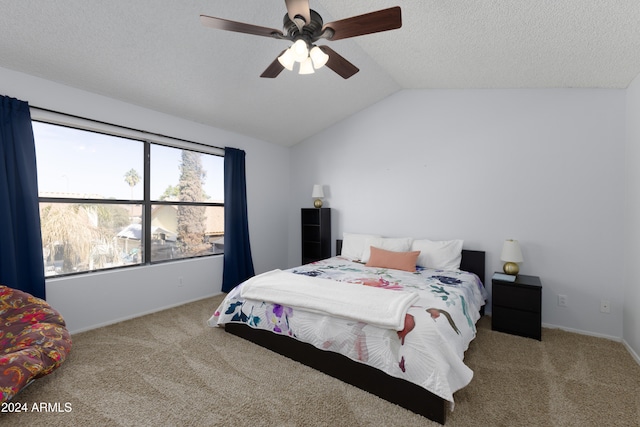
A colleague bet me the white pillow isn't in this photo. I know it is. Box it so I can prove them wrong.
[411,239,464,271]
[341,233,381,260]
[361,237,413,263]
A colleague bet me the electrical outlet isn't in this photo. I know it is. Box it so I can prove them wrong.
[178,276,183,287]
[558,294,567,307]
[600,300,610,313]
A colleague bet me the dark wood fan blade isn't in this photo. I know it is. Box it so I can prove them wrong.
[322,6,401,41]
[285,0,311,25]
[200,15,284,38]
[318,46,359,79]
[260,50,287,78]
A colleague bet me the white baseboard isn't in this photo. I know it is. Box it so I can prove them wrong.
[541,322,621,342]
[68,292,223,335]
[622,339,640,365]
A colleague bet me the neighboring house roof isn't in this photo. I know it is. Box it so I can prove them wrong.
[116,224,177,241]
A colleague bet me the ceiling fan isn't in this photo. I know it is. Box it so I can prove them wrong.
[200,0,402,79]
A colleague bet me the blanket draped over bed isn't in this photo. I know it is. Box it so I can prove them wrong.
[210,256,487,403]
[240,269,419,331]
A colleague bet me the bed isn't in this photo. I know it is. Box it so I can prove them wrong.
[209,236,486,425]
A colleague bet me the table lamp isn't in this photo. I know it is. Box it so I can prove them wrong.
[501,239,523,275]
[312,184,324,208]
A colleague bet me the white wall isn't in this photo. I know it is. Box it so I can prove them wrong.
[289,89,626,340]
[0,66,290,333]
[625,75,640,359]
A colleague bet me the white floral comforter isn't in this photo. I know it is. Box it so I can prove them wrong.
[208,256,487,402]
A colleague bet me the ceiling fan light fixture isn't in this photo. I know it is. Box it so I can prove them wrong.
[291,39,309,62]
[278,48,295,71]
[201,5,402,79]
[298,57,315,75]
[310,46,329,69]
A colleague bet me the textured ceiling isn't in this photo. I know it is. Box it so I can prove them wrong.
[0,1,639,146]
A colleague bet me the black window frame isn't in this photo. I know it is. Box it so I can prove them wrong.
[32,110,224,278]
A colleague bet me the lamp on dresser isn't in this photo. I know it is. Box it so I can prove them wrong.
[312,184,324,208]
[501,239,523,275]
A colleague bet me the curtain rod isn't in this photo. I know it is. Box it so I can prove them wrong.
[29,105,225,152]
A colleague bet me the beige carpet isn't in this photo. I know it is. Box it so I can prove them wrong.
[2,294,639,426]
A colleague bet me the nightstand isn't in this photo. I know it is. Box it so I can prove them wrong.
[491,273,542,340]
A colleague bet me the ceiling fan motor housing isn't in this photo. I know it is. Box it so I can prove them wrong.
[282,9,328,46]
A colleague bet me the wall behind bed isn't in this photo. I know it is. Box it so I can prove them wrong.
[288,88,625,341]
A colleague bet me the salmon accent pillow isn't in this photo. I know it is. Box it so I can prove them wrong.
[361,237,413,263]
[365,246,420,272]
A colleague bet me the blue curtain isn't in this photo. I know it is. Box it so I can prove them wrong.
[222,147,255,292]
[0,96,46,299]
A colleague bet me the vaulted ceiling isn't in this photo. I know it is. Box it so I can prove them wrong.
[1,1,639,146]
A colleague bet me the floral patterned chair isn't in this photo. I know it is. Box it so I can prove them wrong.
[0,285,72,402]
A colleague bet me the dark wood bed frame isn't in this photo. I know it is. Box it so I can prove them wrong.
[224,240,485,425]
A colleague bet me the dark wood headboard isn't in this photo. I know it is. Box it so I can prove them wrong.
[335,239,486,285]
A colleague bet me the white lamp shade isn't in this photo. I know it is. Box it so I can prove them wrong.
[298,57,315,74]
[310,46,329,69]
[277,48,295,71]
[291,39,309,62]
[501,239,523,263]
[311,184,324,198]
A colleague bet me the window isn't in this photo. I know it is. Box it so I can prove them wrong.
[33,118,224,277]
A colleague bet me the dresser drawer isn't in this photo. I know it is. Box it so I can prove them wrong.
[492,306,541,340]
[492,282,541,312]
